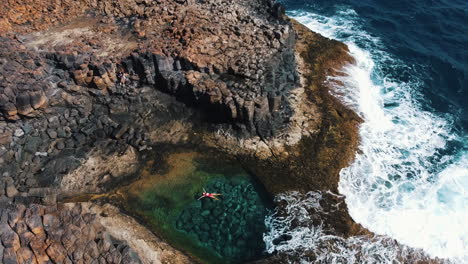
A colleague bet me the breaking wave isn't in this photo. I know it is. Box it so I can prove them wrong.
[264,191,433,264]
[264,7,467,264]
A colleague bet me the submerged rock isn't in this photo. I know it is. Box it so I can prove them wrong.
[176,178,269,262]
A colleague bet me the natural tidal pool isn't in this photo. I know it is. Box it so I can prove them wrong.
[119,151,272,264]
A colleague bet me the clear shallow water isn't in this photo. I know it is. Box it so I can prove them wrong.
[265,1,467,263]
[176,177,268,261]
[121,152,271,264]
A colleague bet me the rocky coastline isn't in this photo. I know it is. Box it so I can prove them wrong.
[0,0,377,263]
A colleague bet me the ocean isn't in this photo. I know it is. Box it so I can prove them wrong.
[264,0,468,263]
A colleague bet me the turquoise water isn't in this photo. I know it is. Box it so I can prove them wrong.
[121,153,271,264]
[176,177,268,262]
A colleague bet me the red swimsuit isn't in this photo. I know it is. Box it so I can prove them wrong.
[203,192,215,198]
[199,190,221,200]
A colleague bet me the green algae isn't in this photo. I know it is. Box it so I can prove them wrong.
[120,151,271,264]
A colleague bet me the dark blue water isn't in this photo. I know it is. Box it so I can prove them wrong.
[263,1,468,262]
[283,0,467,130]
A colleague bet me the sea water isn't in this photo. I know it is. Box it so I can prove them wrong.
[265,1,467,263]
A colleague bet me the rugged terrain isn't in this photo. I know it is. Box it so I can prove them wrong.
[0,0,370,263]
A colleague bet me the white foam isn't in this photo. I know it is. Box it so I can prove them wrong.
[264,8,468,263]
[264,191,432,264]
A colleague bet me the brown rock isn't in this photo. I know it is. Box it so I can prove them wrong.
[85,240,100,259]
[16,94,33,116]
[107,250,122,264]
[93,76,108,90]
[29,234,48,261]
[0,223,21,250]
[101,73,114,87]
[72,70,87,86]
[71,245,85,262]
[2,247,18,264]
[18,231,35,248]
[0,131,12,144]
[97,237,111,253]
[25,215,44,236]
[13,220,28,234]
[46,242,67,263]
[63,257,73,264]
[61,229,77,251]
[85,72,94,84]
[6,185,18,198]
[185,71,202,84]
[30,91,47,109]
[0,18,12,33]
[2,102,18,117]
[42,214,59,230]
[8,204,25,227]
[16,247,37,264]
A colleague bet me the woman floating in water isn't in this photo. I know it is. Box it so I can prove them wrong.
[198,188,222,200]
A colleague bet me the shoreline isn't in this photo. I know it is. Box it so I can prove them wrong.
[0,0,441,263]
[60,17,367,262]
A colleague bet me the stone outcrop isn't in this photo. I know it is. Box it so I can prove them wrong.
[1,0,299,138]
[60,146,138,196]
[0,203,146,264]
[0,0,300,205]
[87,203,195,264]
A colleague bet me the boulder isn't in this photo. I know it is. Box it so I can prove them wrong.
[16,94,33,116]
[46,242,67,263]
[5,185,18,197]
[30,91,47,109]
[0,224,20,250]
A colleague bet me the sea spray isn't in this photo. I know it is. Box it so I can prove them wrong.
[263,191,433,264]
[264,6,467,263]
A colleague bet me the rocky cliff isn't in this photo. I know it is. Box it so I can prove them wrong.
[0,0,369,263]
[1,0,298,137]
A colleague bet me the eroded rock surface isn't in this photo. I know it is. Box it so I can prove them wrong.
[1,0,298,138]
[60,146,138,195]
[0,203,165,264]
[0,0,303,199]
